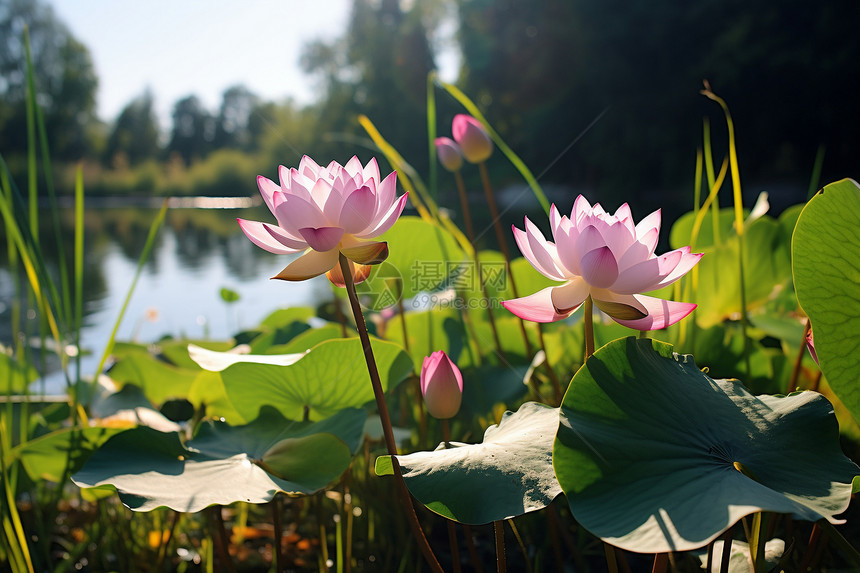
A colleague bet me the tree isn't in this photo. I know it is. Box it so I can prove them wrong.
[104,89,160,167]
[166,95,214,165]
[300,0,438,165]
[0,0,99,160]
[213,84,260,151]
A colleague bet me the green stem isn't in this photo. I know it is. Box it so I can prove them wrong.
[337,254,444,573]
[584,296,595,360]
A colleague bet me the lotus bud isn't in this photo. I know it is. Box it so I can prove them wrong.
[420,351,463,419]
[452,114,493,163]
[434,137,464,172]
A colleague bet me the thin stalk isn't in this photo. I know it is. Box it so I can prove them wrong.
[798,522,821,572]
[453,171,476,246]
[477,162,534,358]
[702,118,721,246]
[817,519,860,567]
[584,296,595,360]
[337,253,444,573]
[343,471,353,573]
[0,421,34,573]
[437,79,550,214]
[507,520,534,573]
[719,525,734,573]
[92,199,168,382]
[209,506,237,573]
[603,543,619,573]
[494,520,507,573]
[426,71,438,203]
[749,512,767,572]
[155,511,180,573]
[73,166,84,392]
[397,296,427,449]
[316,494,330,572]
[441,420,462,573]
[462,524,483,573]
[702,86,751,380]
[807,145,825,200]
[273,496,283,573]
[476,160,560,395]
[787,318,811,394]
[651,553,668,573]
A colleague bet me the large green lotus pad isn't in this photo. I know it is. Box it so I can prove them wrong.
[553,337,859,553]
[376,401,562,524]
[793,178,860,422]
[73,407,365,512]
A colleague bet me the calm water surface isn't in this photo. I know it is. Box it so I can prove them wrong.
[0,203,331,394]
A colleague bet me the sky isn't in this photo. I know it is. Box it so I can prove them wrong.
[49,0,352,125]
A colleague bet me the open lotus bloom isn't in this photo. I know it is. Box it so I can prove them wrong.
[238,156,408,286]
[420,350,463,419]
[502,195,703,330]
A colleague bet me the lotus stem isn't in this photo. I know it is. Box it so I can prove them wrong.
[272,496,284,573]
[651,552,668,573]
[454,171,476,245]
[477,161,561,399]
[584,296,595,360]
[787,318,811,393]
[337,253,444,573]
[462,524,484,573]
[603,543,619,573]
[719,525,734,573]
[494,520,507,573]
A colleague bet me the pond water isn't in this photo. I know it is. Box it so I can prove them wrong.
[0,201,333,395]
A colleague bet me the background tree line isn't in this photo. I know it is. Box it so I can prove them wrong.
[1,0,858,209]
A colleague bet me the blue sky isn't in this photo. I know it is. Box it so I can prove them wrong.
[50,0,459,128]
[50,0,351,125]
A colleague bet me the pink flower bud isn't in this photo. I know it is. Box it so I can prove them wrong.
[434,137,463,172]
[420,351,463,419]
[806,328,819,365]
[452,114,493,164]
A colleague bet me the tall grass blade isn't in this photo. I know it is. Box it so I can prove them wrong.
[702,118,721,246]
[23,28,37,240]
[25,27,73,328]
[807,145,825,199]
[0,421,35,573]
[702,84,751,379]
[92,199,169,382]
[436,79,551,215]
[0,185,61,344]
[74,166,84,383]
[426,71,438,203]
[358,114,436,221]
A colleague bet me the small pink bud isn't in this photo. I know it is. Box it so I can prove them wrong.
[452,114,493,164]
[420,351,463,419]
[434,137,463,172]
[806,328,819,365]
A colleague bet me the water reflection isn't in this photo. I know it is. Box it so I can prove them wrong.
[0,204,326,394]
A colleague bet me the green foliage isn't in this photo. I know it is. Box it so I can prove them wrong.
[793,179,860,423]
[554,338,859,553]
[376,402,561,524]
[219,338,412,422]
[72,407,366,512]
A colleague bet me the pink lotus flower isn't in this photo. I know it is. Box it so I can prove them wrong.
[502,196,702,330]
[238,156,408,286]
[420,351,464,419]
[434,137,464,172]
[806,328,819,365]
[452,114,493,164]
